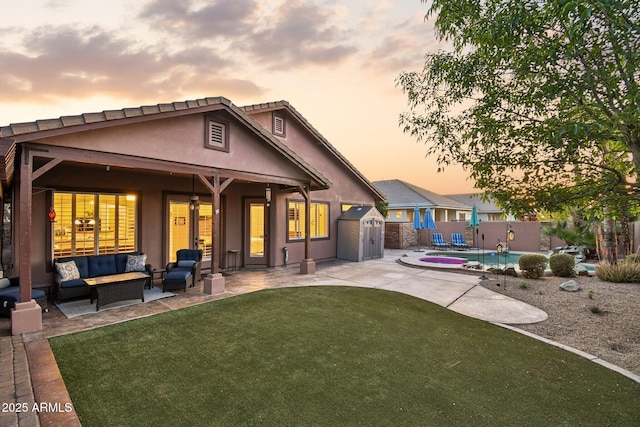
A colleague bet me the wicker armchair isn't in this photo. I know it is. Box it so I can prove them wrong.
[163,249,203,292]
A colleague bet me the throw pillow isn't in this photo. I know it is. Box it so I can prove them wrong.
[55,261,81,282]
[125,254,147,272]
[0,278,10,289]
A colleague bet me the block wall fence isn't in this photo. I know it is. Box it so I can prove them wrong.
[384,221,639,253]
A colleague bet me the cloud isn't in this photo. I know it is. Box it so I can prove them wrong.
[139,0,257,39]
[0,24,264,103]
[140,0,356,70]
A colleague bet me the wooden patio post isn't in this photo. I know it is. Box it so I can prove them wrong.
[298,184,315,274]
[12,147,42,334]
[203,173,226,294]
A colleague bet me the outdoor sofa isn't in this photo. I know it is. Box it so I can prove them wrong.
[54,252,152,303]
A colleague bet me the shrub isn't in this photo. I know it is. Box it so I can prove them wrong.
[625,254,640,263]
[518,254,547,279]
[549,254,576,277]
[596,261,640,283]
[589,305,601,314]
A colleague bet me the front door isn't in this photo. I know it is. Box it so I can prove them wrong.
[244,199,268,266]
[168,198,213,270]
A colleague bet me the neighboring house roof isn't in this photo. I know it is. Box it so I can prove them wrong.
[0,97,331,191]
[446,193,504,214]
[372,179,470,210]
[242,101,385,201]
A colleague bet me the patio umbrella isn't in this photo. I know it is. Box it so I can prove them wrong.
[422,207,436,248]
[470,204,487,279]
[470,205,480,228]
[413,205,422,250]
[470,204,480,248]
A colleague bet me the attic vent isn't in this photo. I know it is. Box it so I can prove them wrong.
[273,114,286,136]
[205,117,229,152]
[210,121,225,145]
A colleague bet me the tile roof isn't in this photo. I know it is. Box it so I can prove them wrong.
[0,97,332,190]
[372,179,471,209]
[0,97,232,138]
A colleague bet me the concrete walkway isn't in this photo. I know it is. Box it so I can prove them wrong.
[1,249,638,426]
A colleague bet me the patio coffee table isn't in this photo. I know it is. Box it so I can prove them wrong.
[84,272,147,311]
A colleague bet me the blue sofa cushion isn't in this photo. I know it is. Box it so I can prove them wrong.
[60,278,87,289]
[0,287,46,300]
[165,270,192,281]
[88,255,118,277]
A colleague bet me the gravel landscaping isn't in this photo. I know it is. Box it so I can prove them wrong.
[479,272,640,376]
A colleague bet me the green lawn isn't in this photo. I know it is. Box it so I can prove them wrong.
[50,287,640,426]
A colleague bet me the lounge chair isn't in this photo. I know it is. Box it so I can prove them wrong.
[163,249,202,292]
[451,233,470,250]
[431,233,450,249]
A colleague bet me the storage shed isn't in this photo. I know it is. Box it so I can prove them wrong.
[337,206,385,262]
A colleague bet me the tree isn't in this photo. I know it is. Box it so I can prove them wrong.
[397,0,640,259]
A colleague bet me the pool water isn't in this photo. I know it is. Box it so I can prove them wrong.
[430,251,524,265]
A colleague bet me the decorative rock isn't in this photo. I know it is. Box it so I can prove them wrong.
[560,280,580,292]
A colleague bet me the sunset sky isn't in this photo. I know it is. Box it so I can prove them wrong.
[0,0,476,194]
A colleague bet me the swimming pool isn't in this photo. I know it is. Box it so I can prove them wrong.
[427,251,525,266]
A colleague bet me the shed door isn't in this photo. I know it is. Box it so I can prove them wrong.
[363,219,383,260]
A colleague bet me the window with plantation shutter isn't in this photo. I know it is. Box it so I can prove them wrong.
[205,116,229,151]
[52,192,138,258]
[287,200,329,240]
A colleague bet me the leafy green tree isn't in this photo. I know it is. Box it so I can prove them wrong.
[375,200,389,218]
[397,0,639,259]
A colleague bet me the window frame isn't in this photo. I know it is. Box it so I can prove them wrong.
[286,199,330,242]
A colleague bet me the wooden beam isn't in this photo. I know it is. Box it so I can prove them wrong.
[220,178,234,193]
[24,143,314,189]
[196,174,214,194]
[32,158,63,181]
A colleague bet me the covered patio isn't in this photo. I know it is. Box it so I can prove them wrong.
[0,97,384,335]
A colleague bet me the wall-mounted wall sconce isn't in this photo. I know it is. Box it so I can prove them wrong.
[48,207,56,222]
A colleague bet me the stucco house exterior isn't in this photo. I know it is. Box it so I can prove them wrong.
[0,96,384,333]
